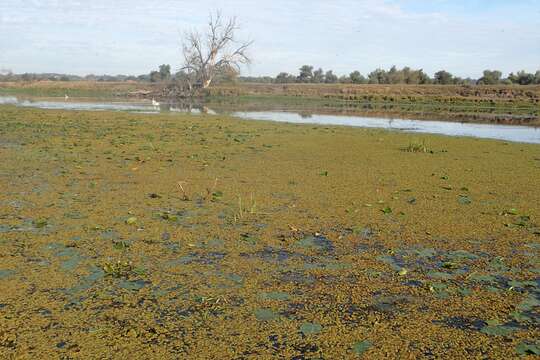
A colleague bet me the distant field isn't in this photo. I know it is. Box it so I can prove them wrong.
[207,83,540,106]
[0,81,157,98]
[1,81,539,125]
[2,81,540,103]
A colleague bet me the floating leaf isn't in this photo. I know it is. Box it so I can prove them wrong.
[254,308,279,322]
[300,322,322,335]
[458,195,472,205]
[125,217,137,225]
[516,342,540,355]
[353,340,372,356]
[260,292,290,301]
[381,207,392,215]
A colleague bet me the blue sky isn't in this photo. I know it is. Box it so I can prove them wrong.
[0,0,539,77]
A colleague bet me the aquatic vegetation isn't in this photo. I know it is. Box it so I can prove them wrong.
[403,140,431,153]
[0,106,539,358]
[102,261,134,278]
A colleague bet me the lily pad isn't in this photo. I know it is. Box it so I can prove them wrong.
[516,342,540,356]
[353,340,372,356]
[254,308,279,322]
[300,322,322,335]
[260,292,291,301]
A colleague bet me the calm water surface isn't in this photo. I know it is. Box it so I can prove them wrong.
[1,96,539,144]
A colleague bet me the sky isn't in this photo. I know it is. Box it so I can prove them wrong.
[0,0,539,78]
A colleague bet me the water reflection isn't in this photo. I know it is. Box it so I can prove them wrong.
[1,96,539,144]
[232,111,540,144]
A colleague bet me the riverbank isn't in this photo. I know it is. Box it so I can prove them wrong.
[2,81,540,126]
[0,106,539,358]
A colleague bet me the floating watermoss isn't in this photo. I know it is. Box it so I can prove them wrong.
[427,271,456,280]
[300,322,322,335]
[376,255,405,271]
[429,283,450,299]
[434,316,487,331]
[240,233,258,245]
[468,273,497,283]
[0,224,14,233]
[225,273,243,284]
[458,195,472,205]
[458,287,473,297]
[508,280,537,291]
[260,292,291,301]
[125,217,137,225]
[61,255,83,271]
[64,211,86,219]
[446,250,479,261]
[32,218,48,229]
[352,340,372,356]
[517,295,540,312]
[100,229,120,241]
[296,235,334,253]
[254,308,279,322]
[118,279,147,291]
[353,226,376,240]
[516,342,540,356]
[65,266,105,296]
[488,257,510,272]
[167,252,226,267]
[0,269,15,279]
[43,243,84,271]
[113,241,130,251]
[206,238,225,248]
[480,324,519,336]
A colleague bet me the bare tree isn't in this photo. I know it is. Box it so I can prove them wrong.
[181,11,252,91]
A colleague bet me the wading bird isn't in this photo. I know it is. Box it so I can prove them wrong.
[64,94,69,101]
[152,98,160,108]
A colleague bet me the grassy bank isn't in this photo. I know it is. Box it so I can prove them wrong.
[0,105,538,358]
[0,81,158,98]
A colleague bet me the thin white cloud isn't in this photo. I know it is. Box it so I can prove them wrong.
[0,0,538,77]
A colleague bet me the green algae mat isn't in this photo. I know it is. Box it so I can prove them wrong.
[0,106,539,359]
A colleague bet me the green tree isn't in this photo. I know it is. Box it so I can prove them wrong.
[368,68,387,84]
[159,64,171,81]
[434,70,454,85]
[313,68,325,83]
[275,72,294,83]
[515,70,535,85]
[349,71,365,84]
[477,70,502,85]
[535,70,540,84]
[324,70,338,83]
[150,71,161,83]
[298,65,314,83]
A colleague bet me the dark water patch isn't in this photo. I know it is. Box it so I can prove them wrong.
[43,243,84,271]
[295,235,334,253]
[260,292,291,301]
[299,322,322,335]
[434,316,487,331]
[369,295,414,314]
[0,269,15,279]
[279,271,316,285]
[255,308,280,322]
[167,252,226,267]
[243,246,310,263]
[118,279,148,291]
[64,266,105,299]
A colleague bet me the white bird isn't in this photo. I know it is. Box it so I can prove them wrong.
[152,98,160,108]
[64,94,69,101]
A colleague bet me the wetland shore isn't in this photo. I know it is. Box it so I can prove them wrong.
[0,105,539,358]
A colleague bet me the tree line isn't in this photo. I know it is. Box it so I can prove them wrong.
[243,66,540,85]
[2,65,539,86]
